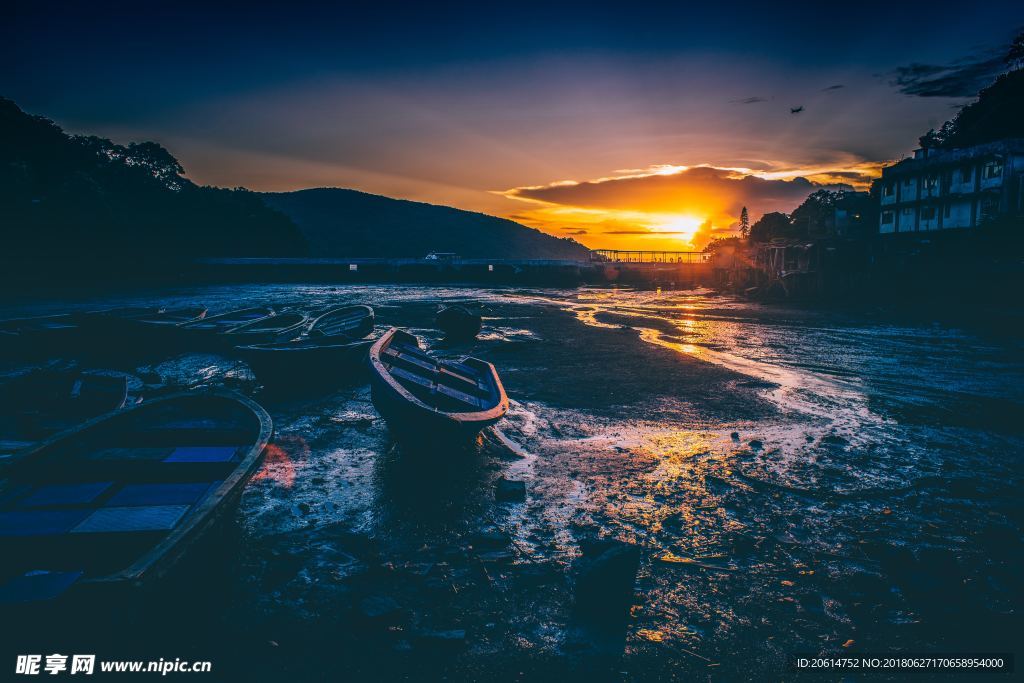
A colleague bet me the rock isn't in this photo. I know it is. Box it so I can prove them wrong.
[358,595,404,624]
[495,477,527,502]
[573,541,641,623]
[730,431,740,441]
[477,550,514,564]
[469,525,511,549]
[414,629,466,651]
[748,439,763,449]
[297,502,312,515]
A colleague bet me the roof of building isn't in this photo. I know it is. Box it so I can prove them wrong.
[879,139,1024,179]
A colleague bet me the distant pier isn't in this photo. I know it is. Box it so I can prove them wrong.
[190,252,712,287]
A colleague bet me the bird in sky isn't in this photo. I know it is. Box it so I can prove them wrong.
[790,105,805,114]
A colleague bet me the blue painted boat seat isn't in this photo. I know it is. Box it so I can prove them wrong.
[83,447,174,462]
[390,366,434,391]
[163,446,238,463]
[384,348,437,374]
[0,570,83,604]
[71,505,190,534]
[107,482,215,507]
[0,509,91,536]
[435,383,484,409]
[16,482,113,508]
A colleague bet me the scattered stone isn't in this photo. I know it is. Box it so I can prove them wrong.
[297,502,312,515]
[730,432,740,441]
[821,434,849,446]
[748,439,764,450]
[495,477,527,502]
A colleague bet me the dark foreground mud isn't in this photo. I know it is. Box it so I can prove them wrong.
[1,284,1021,681]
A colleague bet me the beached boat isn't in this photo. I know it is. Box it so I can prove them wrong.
[368,328,508,441]
[436,305,482,340]
[220,311,309,348]
[178,307,276,346]
[0,391,272,605]
[307,305,375,340]
[0,314,83,358]
[235,306,374,387]
[0,368,129,459]
[77,306,208,351]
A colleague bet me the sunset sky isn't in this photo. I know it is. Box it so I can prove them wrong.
[4,2,1023,249]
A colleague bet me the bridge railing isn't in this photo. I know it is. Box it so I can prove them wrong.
[590,249,710,264]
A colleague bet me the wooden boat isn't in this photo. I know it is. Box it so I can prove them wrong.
[106,306,207,331]
[178,307,276,345]
[0,369,129,459]
[234,306,373,387]
[368,328,508,441]
[308,305,374,340]
[220,311,309,348]
[0,391,272,605]
[436,305,482,340]
[0,314,82,358]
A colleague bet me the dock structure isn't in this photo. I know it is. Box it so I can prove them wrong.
[590,249,709,264]
[190,253,712,287]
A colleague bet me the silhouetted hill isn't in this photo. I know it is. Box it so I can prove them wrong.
[262,188,590,260]
[0,97,305,259]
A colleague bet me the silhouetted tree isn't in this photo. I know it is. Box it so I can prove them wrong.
[0,97,306,260]
[739,206,750,238]
[748,211,792,243]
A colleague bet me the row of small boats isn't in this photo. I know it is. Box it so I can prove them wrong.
[0,301,505,608]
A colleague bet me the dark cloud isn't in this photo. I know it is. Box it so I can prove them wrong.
[731,96,768,104]
[561,228,588,235]
[507,166,821,213]
[890,49,1006,97]
[821,84,844,91]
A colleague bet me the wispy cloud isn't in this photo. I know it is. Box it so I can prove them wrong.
[820,84,844,92]
[890,47,1008,97]
[730,96,769,104]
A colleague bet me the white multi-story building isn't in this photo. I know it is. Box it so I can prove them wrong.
[876,140,1024,234]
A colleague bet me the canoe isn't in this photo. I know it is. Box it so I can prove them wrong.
[220,311,309,348]
[368,328,508,441]
[308,305,375,340]
[237,337,373,387]
[436,305,482,340]
[0,314,82,359]
[180,307,275,335]
[77,307,209,353]
[234,306,373,387]
[0,391,272,606]
[0,369,129,459]
[178,307,276,346]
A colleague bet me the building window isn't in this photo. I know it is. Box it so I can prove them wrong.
[924,176,938,191]
[881,211,894,225]
[960,166,972,184]
[921,206,936,220]
[983,161,1004,180]
[943,204,951,218]
[902,207,914,216]
[882,183,894,197]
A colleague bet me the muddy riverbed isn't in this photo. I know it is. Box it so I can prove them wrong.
[2,284,1022,681]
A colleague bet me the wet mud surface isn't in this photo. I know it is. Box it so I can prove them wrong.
[1,284,1022,681]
